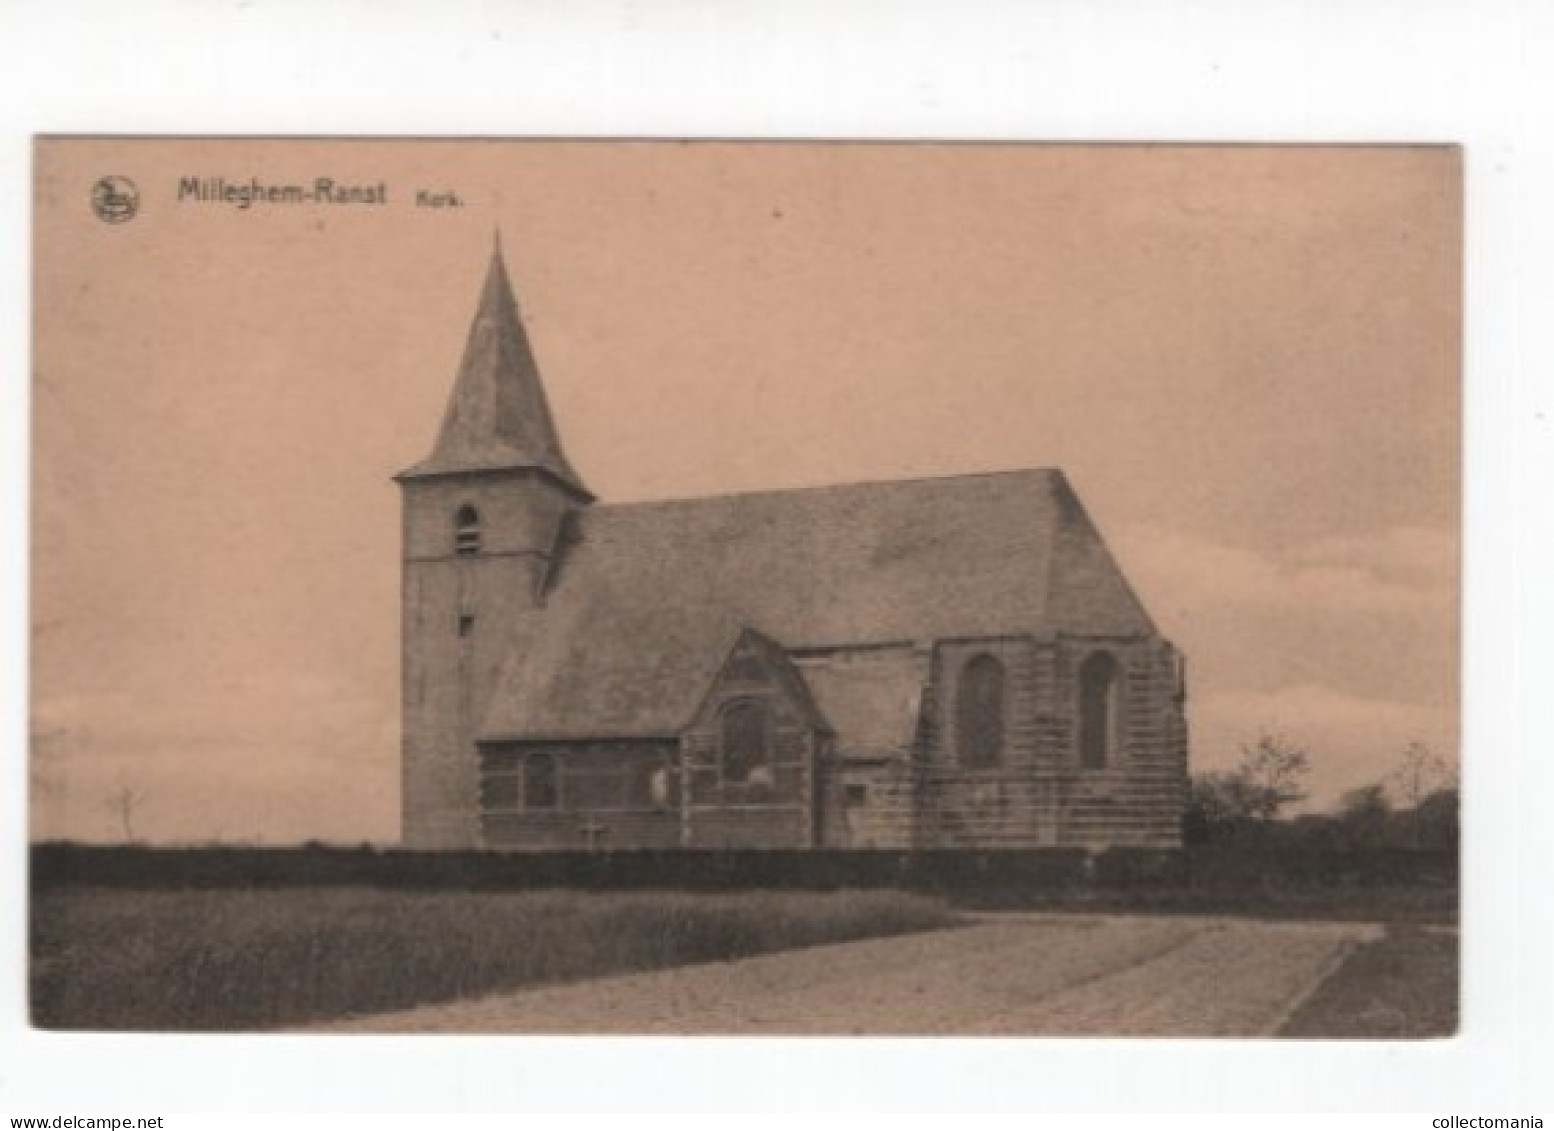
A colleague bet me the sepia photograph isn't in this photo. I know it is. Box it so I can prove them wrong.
[29,138,1460,1039]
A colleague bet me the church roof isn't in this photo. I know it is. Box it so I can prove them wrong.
[397,241,591,496]
[477,468,1156,742]
[799,650,932,758]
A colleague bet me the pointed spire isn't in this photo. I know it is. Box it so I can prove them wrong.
[399,240,591,498]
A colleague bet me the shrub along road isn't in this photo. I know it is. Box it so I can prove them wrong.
[315,913,1401,1036]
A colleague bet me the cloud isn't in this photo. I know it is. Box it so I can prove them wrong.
[1198,683,1448,744]
[1111,521,1459,744]
[1292,526,1457,589]
[1114,523,1456,624]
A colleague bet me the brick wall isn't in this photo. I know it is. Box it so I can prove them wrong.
[680,633,821,848]
[913,634,1186,849]
[400,470,580,848]
[401,466,1189,854]
[479,739,680,850]
[819,758,918,848]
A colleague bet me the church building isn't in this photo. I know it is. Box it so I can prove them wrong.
[397,244,1190,851]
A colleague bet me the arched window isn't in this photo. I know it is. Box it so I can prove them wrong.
[524,751,558,809]
[1079,652,1120,769]
[454,505,481,556]
[720,699,771,784]
[956,654,1006,768]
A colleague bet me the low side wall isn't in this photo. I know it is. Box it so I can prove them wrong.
[30,843,1456,896]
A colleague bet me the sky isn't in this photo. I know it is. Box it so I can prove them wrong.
[29,140,1460,843]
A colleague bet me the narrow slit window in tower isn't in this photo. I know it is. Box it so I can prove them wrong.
[454,505,481,556]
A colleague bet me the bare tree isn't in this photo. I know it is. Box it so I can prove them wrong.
[1392,740,1454,807]
[1189,729,1313,835]
[1391,740,1455,846]
[106,786,144,843]
[1234,730,1312,821]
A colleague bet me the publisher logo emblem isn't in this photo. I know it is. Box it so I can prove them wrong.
[91,176,140,224]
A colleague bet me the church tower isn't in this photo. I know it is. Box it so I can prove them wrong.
[396,241,593,847]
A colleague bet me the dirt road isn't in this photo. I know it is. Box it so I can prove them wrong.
[316,914,1381,1036]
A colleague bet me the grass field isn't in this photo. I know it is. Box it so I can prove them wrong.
[30,887,958,1031]
[1277,924,1458,1038]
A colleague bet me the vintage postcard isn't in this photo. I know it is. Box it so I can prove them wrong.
[30,139,1460,1036]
